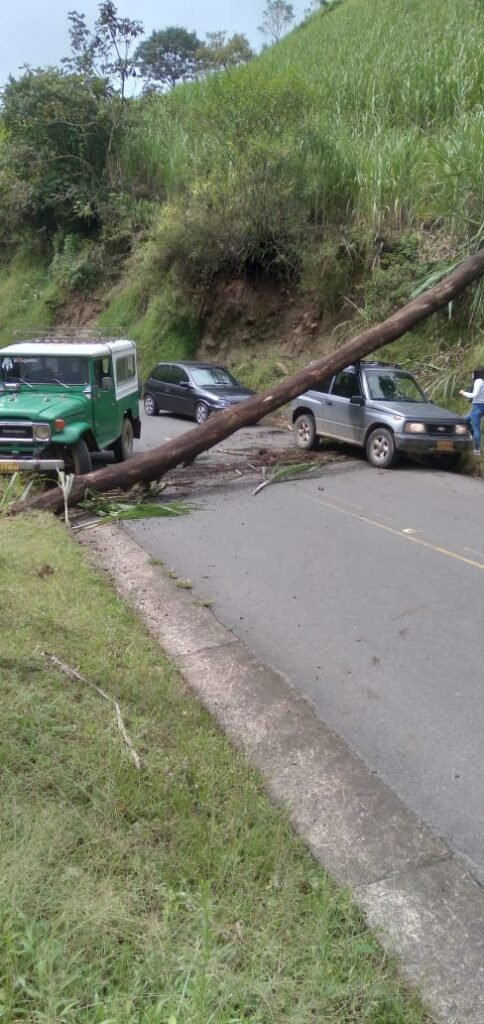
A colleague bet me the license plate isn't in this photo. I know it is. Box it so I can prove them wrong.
[436,440,454,452]
[0,461,19,473]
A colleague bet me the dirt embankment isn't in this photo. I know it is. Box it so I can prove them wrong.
[197,278,345,367]
[54,276,348,373]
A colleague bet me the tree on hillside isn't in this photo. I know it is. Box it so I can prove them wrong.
[199,31,254,72]
[135,27,204,90]
[1,70,112,234]
[62,1,144,102]
[258,0,295,43]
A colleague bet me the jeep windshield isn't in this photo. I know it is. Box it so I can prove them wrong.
[365,370,428,403]
[0,354,89,387]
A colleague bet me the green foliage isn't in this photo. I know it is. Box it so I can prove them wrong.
[1,70,113,233]
[98,262,198,376]
[361,235,431,323]
[135,27,204,91]
[0,253,60,345]
[200,32,254,72]
[51,234,103,291]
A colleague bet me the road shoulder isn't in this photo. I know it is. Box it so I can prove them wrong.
[84,523,484,1024]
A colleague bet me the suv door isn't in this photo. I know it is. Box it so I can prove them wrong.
[323,370,365,443]
[92,356,119,446]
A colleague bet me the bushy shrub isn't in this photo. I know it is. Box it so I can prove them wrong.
[51,235,103,292]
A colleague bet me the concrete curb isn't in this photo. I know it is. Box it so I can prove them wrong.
[83,524,484,1024]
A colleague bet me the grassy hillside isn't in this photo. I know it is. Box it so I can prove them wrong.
[2,0,484,397]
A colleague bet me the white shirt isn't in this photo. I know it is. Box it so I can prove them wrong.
[462,378,484,403]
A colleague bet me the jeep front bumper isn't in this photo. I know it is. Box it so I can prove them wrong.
[0,457,64,473]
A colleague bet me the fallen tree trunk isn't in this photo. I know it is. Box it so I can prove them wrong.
[15,248,484,515]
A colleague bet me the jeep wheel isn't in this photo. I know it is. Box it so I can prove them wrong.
[195,402,209,424]
[366,427,398,468]
[62,439,92,476]
[294,413,318,451]
[113,418,134,462]
[144,394,158,416]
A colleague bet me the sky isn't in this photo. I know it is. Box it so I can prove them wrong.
[0,0,308,87]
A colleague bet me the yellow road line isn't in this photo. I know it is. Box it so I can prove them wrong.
[303,491,484,572]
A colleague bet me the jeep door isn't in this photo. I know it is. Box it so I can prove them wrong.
[92,356,119,446]
[323,370,365,443]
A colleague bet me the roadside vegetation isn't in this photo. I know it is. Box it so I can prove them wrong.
[0,511,428,1023]
[1,0,484,393]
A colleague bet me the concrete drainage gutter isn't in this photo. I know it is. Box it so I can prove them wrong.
[84,524,484,1024]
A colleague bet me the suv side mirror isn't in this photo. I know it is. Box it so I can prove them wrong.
[350,395,365,406]
[179,380,191,389]
[101,376,113,391]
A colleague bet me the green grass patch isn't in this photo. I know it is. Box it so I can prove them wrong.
[0,513,428,1023]
[231,351,298,393]
[98,267,198,378]
[0,252,61,345]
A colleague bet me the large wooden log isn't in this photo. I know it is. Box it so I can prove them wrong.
[15,248,484,514]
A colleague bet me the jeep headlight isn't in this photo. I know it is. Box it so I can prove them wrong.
[33,423,51,442]
[404,422,426,434]
[455,424,468,435]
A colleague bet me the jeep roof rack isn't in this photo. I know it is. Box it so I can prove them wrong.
[12,328,126,343]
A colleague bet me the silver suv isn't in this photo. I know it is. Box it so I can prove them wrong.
[291,361,471,468]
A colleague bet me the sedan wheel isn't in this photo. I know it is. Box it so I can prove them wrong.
[144,394,158,416]
[366,427,398,468]
[294,413,318,451]
[195,402,209,424]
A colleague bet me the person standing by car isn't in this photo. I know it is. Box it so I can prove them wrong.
[459,368,484,455]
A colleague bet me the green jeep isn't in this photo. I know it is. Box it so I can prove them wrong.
[0,337,141,474]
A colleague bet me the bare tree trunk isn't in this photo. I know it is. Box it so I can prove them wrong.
[14,248,484,515]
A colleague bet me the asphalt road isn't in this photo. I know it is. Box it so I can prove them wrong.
[130,410,484,883]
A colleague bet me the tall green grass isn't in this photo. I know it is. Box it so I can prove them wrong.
[122,0,484,248]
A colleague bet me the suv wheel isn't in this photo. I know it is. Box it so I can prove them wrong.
[195,402,209,424]
[144,394,158,416]
[366,427,398,468]
[61,439,92,476]
[294,413,318,451]
[113,418,134,462]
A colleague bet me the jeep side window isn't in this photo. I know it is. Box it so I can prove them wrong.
[331,371,362,399]
[93,357,111,387]
[115,354,136,384]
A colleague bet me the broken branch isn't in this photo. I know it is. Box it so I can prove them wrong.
[43,651,141,770]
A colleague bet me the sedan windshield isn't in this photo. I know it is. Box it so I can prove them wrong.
[0,354,88,386]
[190,367,238,387]
[366,370,428,403]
